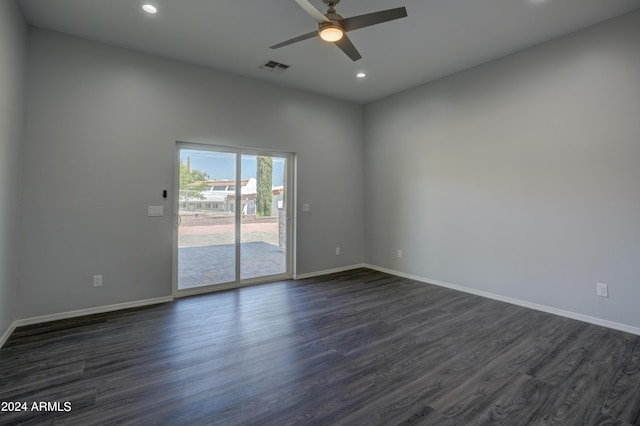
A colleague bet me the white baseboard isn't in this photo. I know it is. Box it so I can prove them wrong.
[295,263,366,280]
[364,264,640,336]
[0,321,18,349]
[13,296,174,329]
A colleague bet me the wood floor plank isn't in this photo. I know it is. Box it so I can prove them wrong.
[528,329,638,425]
[1,268,639,425]
[601,338,640,424]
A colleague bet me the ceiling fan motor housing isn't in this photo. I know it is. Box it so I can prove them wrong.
[320,20,344,31]
[319,7,345,42]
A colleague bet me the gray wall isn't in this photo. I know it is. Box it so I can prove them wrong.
[0,1,27,337]
[364,11,640,328]
[20,29,364,318]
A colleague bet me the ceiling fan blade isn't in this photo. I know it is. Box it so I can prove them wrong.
[270,31,319,49]
[341,7,408,33]
[335,34,362,61]
[294,0,330,23]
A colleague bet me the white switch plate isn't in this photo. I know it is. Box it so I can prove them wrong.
[597,283,608,297]
[302,204,310,212]
[93,275,102,287]
[148,206,164,217]
[397,249,403,258]
[336,247,340,255]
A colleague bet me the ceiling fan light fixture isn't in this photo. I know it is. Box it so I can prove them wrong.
[319,24,344,42]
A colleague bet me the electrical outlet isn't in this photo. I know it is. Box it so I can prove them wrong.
[335,247,341,256]
[93,275,103,287]
[597,283,608,297]
[397,249,403,258]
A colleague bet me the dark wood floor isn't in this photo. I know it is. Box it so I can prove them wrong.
[1,268,639,425]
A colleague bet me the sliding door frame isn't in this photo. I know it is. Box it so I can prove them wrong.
[172,142,296,297]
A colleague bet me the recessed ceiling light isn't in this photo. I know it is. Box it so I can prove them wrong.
[356,72,367,79]
[142,4,158,14]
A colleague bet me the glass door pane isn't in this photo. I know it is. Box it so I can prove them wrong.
[240,155,288,280]
[177,149,237,289]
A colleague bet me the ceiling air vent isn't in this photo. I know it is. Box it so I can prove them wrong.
[259,60,291,74]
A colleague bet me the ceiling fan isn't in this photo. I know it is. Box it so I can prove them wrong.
[270,0,408,61]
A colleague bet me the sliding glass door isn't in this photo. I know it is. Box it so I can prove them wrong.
[240,154,288,280]
[174,144,292,295]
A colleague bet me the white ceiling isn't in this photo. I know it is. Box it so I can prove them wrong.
[17,0,640,104]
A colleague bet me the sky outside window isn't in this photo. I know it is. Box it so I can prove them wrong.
[180,150,286,186]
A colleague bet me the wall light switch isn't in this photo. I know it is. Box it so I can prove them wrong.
[597,283,608,297]
[302,204,311,212]
[148,206,164,217]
